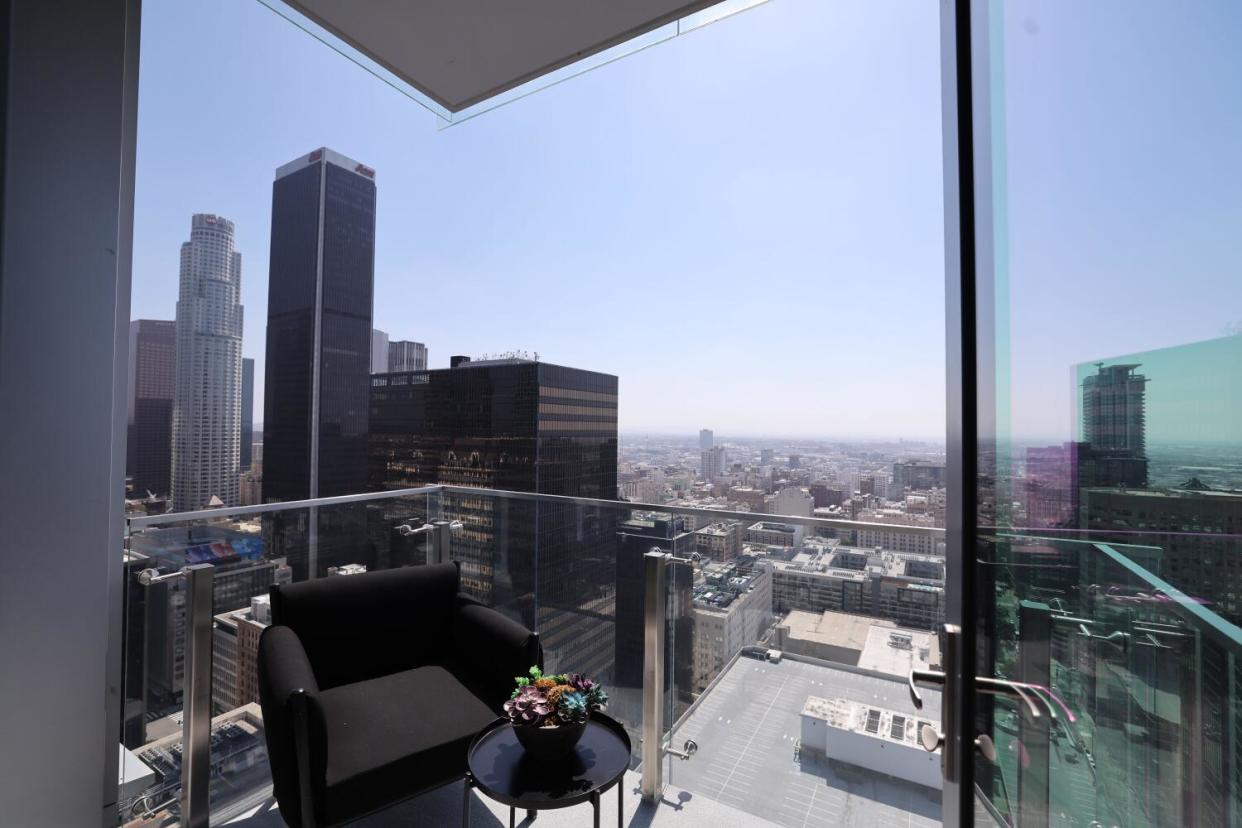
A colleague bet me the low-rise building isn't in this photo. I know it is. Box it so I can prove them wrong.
[854,510,944,556]
[694,521,742,562]
[773,486,814,518]
[692,562,773,691]
[768,546,945,631]
[729,486,770,513]
[774,610,939,678]
[746,520,804,547]
[212,594,273,713]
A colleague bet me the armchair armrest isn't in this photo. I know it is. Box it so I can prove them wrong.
[258,625,327,828]
[452,596,542,711]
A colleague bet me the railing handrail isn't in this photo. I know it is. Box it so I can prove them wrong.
[993,531,1242,650]
[125,485,443,529]
[126,482,947,537]
[439,485,945,536]
[1095,541,1242,650]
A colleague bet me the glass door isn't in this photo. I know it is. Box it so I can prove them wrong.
[946,1,1242,825]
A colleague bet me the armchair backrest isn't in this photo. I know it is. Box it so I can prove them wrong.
[270,563,459,689]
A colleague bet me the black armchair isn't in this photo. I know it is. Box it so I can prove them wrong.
[257,563,541,827]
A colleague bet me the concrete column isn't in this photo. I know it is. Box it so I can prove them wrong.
[0,0,141,824]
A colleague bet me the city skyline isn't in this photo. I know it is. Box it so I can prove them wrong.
[129,0,947,441]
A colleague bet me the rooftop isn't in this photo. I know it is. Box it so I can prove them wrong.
[802,695,935,751]
[776,610,940,677]
[748,521,798,532]
[670,653,942,827]
[694,522,737,536]
[857,623,939,676]
[780,609,876,652]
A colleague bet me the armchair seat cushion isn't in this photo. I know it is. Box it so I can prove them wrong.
[318,665,498,825]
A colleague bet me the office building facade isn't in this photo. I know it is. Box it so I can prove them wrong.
[370,328,388,373]
[369,358,619,672]
[263,148,377,502]
[127,319,176,497]
[1080,362,1148,487]
[240,358,254,471]
[388,339,427,372]
[890,460,946,495]
[701,445,726,481]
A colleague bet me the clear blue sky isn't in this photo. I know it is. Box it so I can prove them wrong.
[133,2,1241,444]
[131,0,946,440]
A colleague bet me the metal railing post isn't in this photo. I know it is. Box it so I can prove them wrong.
[181,563,215,828]
[641,550,668,801]
[431,519,453,566]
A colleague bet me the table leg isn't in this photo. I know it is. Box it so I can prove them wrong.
[527,808,538,822]
[591,791,600,828]
[618,780,623,828]
[462,774,472,828]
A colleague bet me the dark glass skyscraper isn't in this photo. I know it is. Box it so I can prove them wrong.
[369,357,619,676]
[263,148,376,503]
[127,319,176,497]
[369,358,617,498]
[263,149,375,581]
[240,357,254,471]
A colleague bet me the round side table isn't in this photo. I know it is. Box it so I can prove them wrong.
[463,714,631,828]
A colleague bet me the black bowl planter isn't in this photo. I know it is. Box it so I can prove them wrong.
[513,720,588,761]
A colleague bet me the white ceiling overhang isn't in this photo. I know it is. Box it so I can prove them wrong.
[267,0,760,121]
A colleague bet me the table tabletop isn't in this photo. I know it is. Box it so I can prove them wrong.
[466,714,632,810]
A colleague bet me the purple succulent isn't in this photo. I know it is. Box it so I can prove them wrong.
[567,673,597,694]
[504,685,553,726]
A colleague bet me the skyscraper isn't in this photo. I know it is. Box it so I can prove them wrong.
[263,148,376,503]
[369,357,618,675]
[172,214,244,510]
[370,357,617,498]
[891,459,947,494]
[701,445,726,481]
[370,329,388,373]
[240,358,254,472]
[699,428,714,450]
[1081,363,1148,487]
[387,339,427,372]
[127,319,176,497]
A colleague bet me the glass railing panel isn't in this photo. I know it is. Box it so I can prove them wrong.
[657,502,947,825]
[119,522,189,826]
[980,532,1242,828]
[969,3,1242,827]
[118,488,442,826]
[118,487,949,825]
[440,488,645,760]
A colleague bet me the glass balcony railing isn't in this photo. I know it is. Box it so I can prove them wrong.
[121,487,1242,828]
[978,533,1242,828]
[119,487,444,825]
[116,485,948,827]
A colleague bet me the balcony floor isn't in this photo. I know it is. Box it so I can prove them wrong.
[224,770,780,828]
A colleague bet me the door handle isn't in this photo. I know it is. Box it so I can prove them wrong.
[907,628,1051,773]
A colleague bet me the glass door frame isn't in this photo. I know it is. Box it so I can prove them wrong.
[941,0,998,823]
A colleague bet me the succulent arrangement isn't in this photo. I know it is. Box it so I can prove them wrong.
[504,666,608,728]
